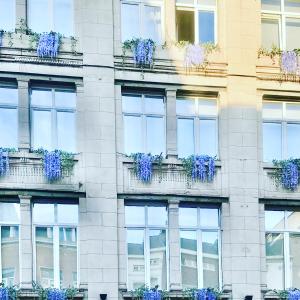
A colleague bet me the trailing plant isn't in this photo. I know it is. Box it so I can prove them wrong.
[33,282,78,300]
[183,288,221,300]
[0,148,16,177]
[70,36,78,55]
[181,155,216,182]
[0,283,18,300]
[272,288,300,299]
[129,285,168,300]
[37,32,61,58]
[0,30,3,47]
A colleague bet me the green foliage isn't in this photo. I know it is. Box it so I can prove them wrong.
[258,45,282,60]
[33,282,78,300]
[183,288,221,300]
[70,36,78,55]
[0,283,19,300]
[129,285,168,300]
[181,156,195,179]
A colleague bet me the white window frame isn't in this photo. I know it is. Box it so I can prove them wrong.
[125,205,169,290]
[176,0,218,44]
[32,203,79,288]
[179,206,221,289]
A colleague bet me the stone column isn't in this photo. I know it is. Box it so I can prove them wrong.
[166,89,177,158]
[15,0,27,30]
[165,0,176,43]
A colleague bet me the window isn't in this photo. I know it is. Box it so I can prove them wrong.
[30,87,76,152]
[121,0,163,43]
[179,206,220,289]
[261,0,300,50]
[176,0,217,44]
[33,203,78,288]
[122,93,165,155]
[0,85,18,149]
[125,205,168,290]
[176,97,218,158]
[0,202,20,286]
[265,209,300,289]
[27,0,74,36]
[0,0,15,31]
[263,101,300,162]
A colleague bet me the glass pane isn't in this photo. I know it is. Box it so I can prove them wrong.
[57,112,76,152]
[202,231,219,288]
[0,87,18,105]
[287,211,300,230]
[199,119,217,156]
[263,102,282,119]
[263,122,282,162]
[57,205,78,224]
[286,103,300,120]
[36,227,54,287]
[148,207,167,226]
[125,206,145,226]
[198,99,217,116]
[32,110,52,150]
[127,230,145,290]
[0,108,18,148]
[261,18,280,49]
[198,0,216,5]
[149,230,167,289]
[55,91,76,109]
[287,123,300,158]
[290,234,300,287]
[198,11,215,43]
[0,203,20,223]
[265,233,284,290]
[124,116,143,154]
[176,0,194,4]
[1,226,19,286]
[265,210,285,230]
[177,118,194,158]
[121,3,139,41]
[144,6,162,43]
[176,10,195,43]
[180,231,198,289]
[0,0,15,31]
[285,0,300,13]
[177,98,196,115]
[146,117,165,155]
[286,18,300,50]
[200,208,219,227]
[28,0,49,33]
[33,204,55,224]
[261,0,281,10]
[59,227,77,288]
[145,96,164,114]
[179,207,198,227]
[122,95,142,113]
[31,89,52,107]
[54,0,73,36]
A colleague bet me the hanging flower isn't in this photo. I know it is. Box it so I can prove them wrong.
[185,44,206,68]
[37,32,60,58]
[143,290,162,300]
[281,50,298,75]
[0,287,8,300]
[46,289,66,300]
[0,31,3,48]
[44,150,62,181]
[0,148,9,177]
[193,289,217,300]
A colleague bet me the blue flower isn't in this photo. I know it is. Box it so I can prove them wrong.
[47,289,66,300]
[191,155,215,182]
[0,287,8,300]
[143,290,161,300]
[288,289,300,300]
[282,161,299,191]
[0,148,9,177]
[37,32,60,58]
[281,51,298,74]
[194,289,216,300]
[185,44,205,68]
[44,150,62,181]
[132,39,155,67]
[0,31,3,48]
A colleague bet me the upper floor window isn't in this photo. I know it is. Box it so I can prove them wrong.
[265,209,300,289]
[0,0,15,31]
[263,101,300,162]
[261,0,300,50]
[125,204,168,290]
[176,97,218,158]
[33,202,78,288]
[122,93,165,155]
[30,87,76,152]
[121,0,163,43]
[0,85,18,149]
[176,0,217,44]
[27,0,74,36]
[179,206,220,289]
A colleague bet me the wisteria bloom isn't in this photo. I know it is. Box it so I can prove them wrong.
[282,161,299,191]
[0,31,3,48]
[281,50,298,74]
[133,39,155,67]
[288,289,300,300]
[191,155,215,182]
[37,32,60,58]
[44,150,62,181]
[47,289,66,300]
[143,290,162,300]
[0,287,9,300]
[185,44,205,68]
[0,149,9,177]
[134,153,154,182]
[194,289,217,300]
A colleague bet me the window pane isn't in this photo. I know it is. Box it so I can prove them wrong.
[263,122,282,162]
[199,119,217,156]
[32,110,52,150]
[59,227,77,288]
[124,116,143,154]
[0,108,18,148]
[57,112,76,152]
[145,96,164,114]
[202,231,219,288]
[265,233,284,290]
[125,206,145,226]
[1,226,19,286]
[261,18,280,49]
[33,204,55,224]
[286,18,300,50]
[122,95,142,113]
[146,117,165,155]
[176,0,194,4]
[127,230,145,290]
[261,0,281,10]
[179,207,197,227]
[286,103,300,121]
[55,91,76,109]
[149,230,167,289]
[198,11,215,43]
[0,87,18,105]
[287,211,300,230]
[198,99,217,116]
[0,203,20,223]
[57,205,78,224]
[265,210,285,230]
[200,208,219,227]
[287,123,300,158]
[176,10,195,43]
[54,0,73,36]
[263,102,282,119]
[290,234,300,288]
[148,207,167,226]
[285,0,300,13]
[177,118,194,158]
[177,98,196,115]
[144,6,162,43]
[198,0,216,5]
[180,231,198,289]
[31,89,52,107]
[36,227,54,287]
[121,3,139,41]
[0,0,15,31]
[28,0,49,33]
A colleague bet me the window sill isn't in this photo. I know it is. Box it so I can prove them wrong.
[18,290,85,299]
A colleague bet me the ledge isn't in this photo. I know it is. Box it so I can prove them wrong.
[18,290,85,299]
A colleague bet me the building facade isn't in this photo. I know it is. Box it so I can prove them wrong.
[0,0,300,299]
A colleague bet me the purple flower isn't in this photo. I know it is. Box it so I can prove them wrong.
[194,289,217,300]
[282,161,299,191]
[0,287,8,300]
[288,290,300,300]
[37,32,60,58]
[191,155,215,182]
[47,289,66,300]
[281,51,298,74]
[44,150,62,181]
[0,149,9,177]
[135,153,154,182]
[143,290,162,300]
[185,44,205,68]
[0,31,3,48]
[132,39,155,67]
